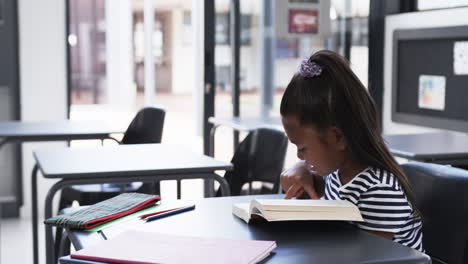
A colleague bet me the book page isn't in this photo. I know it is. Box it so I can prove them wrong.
[232,203,251,223]
[233,199,363,223]
[255,199,357,211]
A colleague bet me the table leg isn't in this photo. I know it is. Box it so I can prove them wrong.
[204,181,214,197]
[205,125,220,197]
[0,139,4,264]
[31,164,39,264]
[177,180,181,199]
[44,181,68,264]
[209,125,219,157]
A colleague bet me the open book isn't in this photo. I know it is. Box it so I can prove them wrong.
[233,199,364,223]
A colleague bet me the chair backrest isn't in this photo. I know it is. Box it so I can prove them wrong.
[221,127,288,196]
[121,107,165,144]
[401,162,468,264]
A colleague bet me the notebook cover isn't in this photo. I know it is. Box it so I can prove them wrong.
[59,255,106,264]
[45,193,160,230]
[71,230,277,264]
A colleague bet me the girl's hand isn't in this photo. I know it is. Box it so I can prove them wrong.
[280,161,321,199]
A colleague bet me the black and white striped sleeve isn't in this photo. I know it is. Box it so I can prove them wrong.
[356,183,414,233]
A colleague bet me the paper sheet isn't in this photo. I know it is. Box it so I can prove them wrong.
[454,41,468,75]
[418,75,446,111]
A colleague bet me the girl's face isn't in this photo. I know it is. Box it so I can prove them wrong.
[281,115,347,177]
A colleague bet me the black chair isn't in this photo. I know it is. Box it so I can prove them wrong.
[54,106,165,260]
[58,106,165,209]
[401,162,468,264]
[217,127,288,196]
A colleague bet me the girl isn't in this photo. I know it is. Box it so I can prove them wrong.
[279,50,423,251]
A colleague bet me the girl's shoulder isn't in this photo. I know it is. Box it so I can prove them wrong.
[355,167,403,191]
[326,167,404,194]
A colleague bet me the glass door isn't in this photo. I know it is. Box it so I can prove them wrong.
[205,0,370,170]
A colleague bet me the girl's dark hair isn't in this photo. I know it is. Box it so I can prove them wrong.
[280,50,420,215]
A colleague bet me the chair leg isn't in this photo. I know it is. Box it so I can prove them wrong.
[55,193,74,263]
[58,229,71,258]
[54,227,72,263]
[54,226,62,262]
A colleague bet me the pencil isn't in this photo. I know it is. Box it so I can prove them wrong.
[144,205,195,222]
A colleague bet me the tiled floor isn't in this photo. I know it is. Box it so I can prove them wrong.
[0,91,298,264]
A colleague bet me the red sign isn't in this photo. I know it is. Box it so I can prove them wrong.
[288,9,319,34]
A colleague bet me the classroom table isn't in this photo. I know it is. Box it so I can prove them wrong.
[0,120,123,147]
[384,131,468,166]
[32,143,232,264]
[0,120,124,264]
[0,120,124,209]
[60,194,430,264]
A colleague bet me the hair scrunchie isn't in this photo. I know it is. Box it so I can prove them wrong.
[299,58,322,78]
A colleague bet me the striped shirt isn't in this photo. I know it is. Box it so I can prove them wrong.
[323,167,424,252]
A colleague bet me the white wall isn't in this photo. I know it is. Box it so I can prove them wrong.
[18,0,67,218]
[384,8,468,134]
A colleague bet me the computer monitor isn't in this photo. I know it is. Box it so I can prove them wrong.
[391,26,468,132]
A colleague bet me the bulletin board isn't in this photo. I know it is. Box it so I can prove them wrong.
[392,26,468,132]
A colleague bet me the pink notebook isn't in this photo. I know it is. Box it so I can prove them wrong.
[71,230,276,264]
